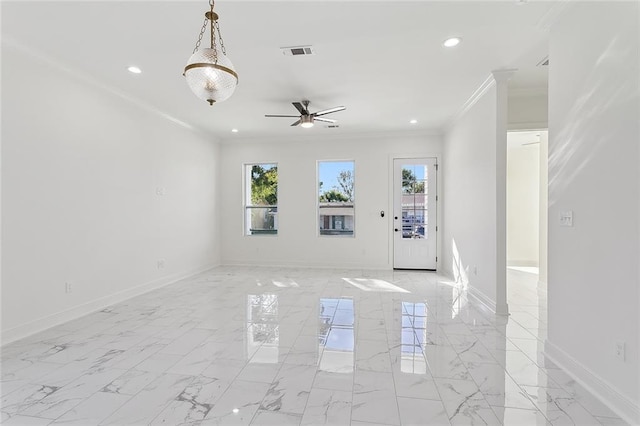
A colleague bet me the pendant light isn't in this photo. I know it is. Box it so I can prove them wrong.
[184,0,238,106]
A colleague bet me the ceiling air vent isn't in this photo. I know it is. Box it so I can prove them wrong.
[537,56,549,66]
[281,46,315,56]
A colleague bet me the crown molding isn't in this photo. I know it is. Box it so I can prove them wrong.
[1,37,215,141]
[507,121,548,132]
[509,86,548,98]
[444,74,496,134]
[444,69,517,134]
[219,128,444,145]
[492,69,518,83]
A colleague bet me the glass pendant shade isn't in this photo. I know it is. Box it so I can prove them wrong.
[184,48,238,105]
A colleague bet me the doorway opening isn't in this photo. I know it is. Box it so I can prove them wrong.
[506,130,548,309]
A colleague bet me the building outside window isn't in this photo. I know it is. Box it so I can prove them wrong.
[401,165,428,239]
[318,161,354,236]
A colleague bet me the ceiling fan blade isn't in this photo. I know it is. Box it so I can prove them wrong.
[290,119,301,127]
[313,106,346,117]
[314,117,336,123]
[292,102,307,115]
[265,114,300,118]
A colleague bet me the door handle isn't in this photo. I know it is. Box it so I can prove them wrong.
[394,228,399,232]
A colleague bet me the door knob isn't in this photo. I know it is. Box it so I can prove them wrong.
[394,228,399,232]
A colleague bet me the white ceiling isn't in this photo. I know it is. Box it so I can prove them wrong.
[2,1,553,141]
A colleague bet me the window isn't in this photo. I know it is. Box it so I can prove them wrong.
[401,165,428,239]
[400,301,428,374]
[245,163,278,235]
[247,294,278,362]
[318,161,354,236]
[318,298,354,373]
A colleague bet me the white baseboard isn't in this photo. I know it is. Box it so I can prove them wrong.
[544,339,640,425]
[440,270,508,316]
[0,263,218,346]
[221,259,392,271]
[467,285,498,314]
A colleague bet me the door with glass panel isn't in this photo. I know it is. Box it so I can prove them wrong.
[393,158,437,270]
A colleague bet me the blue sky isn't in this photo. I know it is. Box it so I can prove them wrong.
[402,164,426,181]
[317,161,427,195]
[318,161,354,194]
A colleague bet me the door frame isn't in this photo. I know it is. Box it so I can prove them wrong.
[389,154,442,271]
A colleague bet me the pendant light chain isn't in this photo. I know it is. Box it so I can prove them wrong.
[192,0,220,60]
[215,21,226,56]
[209,0,218,63]
[192,17,208,54]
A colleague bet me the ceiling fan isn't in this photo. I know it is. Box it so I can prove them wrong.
[265,100,346,128]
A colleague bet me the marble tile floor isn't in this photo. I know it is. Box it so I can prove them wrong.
[1,266,628,425]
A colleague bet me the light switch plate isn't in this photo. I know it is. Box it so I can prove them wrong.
[615,341,625,361]
[560,211,573,227]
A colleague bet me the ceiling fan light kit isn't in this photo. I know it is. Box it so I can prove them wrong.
[300,115,314,128]
[184,0,238,106]
[265,100,346,128]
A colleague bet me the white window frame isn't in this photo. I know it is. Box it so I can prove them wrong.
[244,162,278,236]
[317,160,356,238]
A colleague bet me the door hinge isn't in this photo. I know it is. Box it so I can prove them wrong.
[436,256,438,262]
[435,164,439,171]
[436,195,438,201]
[436,226,438,232]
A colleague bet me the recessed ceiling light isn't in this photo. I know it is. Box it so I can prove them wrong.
[127,66,142,74]
[232,408,239,414]
[231,128,239,133]
[410,119,418,124]
[443,37,462,48]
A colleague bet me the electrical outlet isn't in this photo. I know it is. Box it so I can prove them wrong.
[157,259,165,269]
[65,282,72,294]
[615,341,625,361]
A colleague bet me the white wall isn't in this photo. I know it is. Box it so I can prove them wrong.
[507,134,540,267]
[508,91,548,131]
[538,131,548,286]
[547,2,639,423]
[219,133,442,269]
[1,43,221,343]
[442,83,499,310]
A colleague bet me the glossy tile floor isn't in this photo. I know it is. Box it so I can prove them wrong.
[1,266,628,425]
